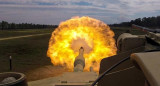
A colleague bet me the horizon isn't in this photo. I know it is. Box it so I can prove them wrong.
[0,0,160,25]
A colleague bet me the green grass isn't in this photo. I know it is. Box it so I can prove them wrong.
[111,27,145,40]
[0,27,145,72]
[0,27,146,81]
[0,30,53,73]
[0,29,54,38]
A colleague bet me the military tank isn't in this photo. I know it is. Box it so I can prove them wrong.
[28,24,160,86]
[1,24,159,86]
[96,24,160,86]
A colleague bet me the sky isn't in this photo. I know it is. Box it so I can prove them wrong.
[0,0,160,25]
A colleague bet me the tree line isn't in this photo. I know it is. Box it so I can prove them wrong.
[110,16,160,28]
[0,21,58,30]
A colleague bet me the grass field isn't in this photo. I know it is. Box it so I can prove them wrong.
[0,29,54,38]
[0,27,145,81]
[111,27,145,40]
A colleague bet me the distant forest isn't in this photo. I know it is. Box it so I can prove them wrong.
[110,16,160,28]
[0,21,58,30]
[1,16,160,30]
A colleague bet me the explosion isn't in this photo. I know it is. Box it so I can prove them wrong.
[47,16,117,72]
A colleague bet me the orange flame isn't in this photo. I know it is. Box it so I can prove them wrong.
[47,16,117,72]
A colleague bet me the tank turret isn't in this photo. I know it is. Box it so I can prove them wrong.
[28,47,98,86]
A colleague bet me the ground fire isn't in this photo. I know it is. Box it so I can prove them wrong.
[47,16,117,72]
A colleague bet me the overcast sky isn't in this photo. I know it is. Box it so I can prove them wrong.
[0,0,160,25]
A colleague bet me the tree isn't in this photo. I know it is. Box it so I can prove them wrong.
[11,23,16,29]
[0,22,1,30]
[156,16,160,27]
[0,20,58,30]
[1,21,8,30]
[110,16,160,28]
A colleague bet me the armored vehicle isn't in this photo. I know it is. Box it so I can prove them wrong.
[0,24,160,86]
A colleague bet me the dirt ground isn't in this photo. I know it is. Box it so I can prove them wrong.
[26,65,69,81]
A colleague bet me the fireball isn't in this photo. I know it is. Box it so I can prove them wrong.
[47,16,117,72]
